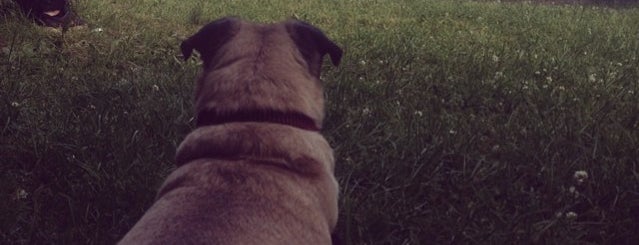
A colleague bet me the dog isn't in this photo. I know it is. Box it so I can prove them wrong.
[118,17,342,244]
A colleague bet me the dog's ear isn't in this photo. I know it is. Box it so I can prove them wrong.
[287,20,343,72]
[181,17,238,62]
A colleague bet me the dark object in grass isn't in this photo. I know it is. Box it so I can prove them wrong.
[13,0,85,28]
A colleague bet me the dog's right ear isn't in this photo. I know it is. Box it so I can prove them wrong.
[286,20,343,78]
[181,17,238,62]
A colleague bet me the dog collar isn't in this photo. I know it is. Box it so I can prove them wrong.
[196,109,321,131]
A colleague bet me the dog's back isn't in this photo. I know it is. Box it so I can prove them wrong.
[119,17,342,244]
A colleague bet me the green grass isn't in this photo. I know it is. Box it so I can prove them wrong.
[2,0,639,244]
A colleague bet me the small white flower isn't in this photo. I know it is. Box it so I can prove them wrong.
[152,84,160,91]
[568,186,580,198]
[492,54,499,63]
[449,129,457,135]
[89,104,96,110]
[573,170,588,184]
[558,86,565,91]
[362,107,371,116]
[588,74,596,83]
[359,60,367,65]
[117,78,129,86]
[566,211,577,219]
[16,189,28,200]
[414,111,423,117]
[92,27,104,33]
[546,76,553,83]
[11,102,20,107]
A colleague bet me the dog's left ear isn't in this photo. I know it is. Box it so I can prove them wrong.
[287,20,343,71]
[181,17,238,63]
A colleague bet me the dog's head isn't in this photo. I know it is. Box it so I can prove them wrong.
[180,17,343,130]
[181,17,342,77]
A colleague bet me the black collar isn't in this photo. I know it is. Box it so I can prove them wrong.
[196,109,320,131]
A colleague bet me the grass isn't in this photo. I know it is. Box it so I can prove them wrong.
[2,0,639,244]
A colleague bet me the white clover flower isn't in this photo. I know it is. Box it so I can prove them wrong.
[568,186,580,198]
[11,102,20,107]
[588,74,597,83]
[414,111,423,117]
[449,129,457,135]
[359,60,367,65]
[566,211,577,219]
[546,76,553,83]
[362,107,371,116]
[152,84,160,91]
[16,189,28,200]
[573,170,588,184]
[492,54,499,63]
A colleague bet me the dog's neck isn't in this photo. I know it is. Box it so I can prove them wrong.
[196,109,320,131]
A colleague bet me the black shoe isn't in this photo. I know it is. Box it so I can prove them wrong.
[14,0,85,28]
[35,8,86,28]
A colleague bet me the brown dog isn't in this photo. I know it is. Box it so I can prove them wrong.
[118,17,342,244]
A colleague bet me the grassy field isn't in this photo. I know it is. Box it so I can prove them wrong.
[2,0,639,244]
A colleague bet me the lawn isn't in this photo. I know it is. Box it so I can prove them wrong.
[1,0,638,244]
